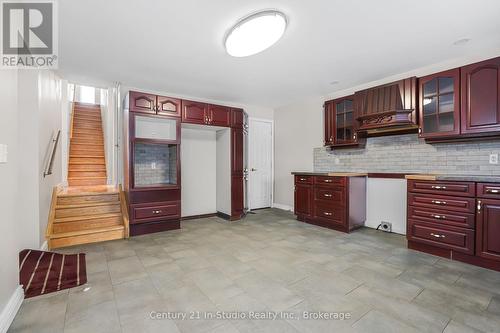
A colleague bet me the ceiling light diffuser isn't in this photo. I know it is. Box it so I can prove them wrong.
[225,10,287,57]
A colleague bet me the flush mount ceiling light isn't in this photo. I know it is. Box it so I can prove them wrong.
[225,10,287,57]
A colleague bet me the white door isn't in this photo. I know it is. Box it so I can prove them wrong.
[248,118,273,209]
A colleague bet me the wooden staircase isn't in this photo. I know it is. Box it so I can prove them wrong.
[46,185,129,249]
[69,103,107,186]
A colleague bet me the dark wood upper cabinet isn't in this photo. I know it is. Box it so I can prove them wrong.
[208,104,231,127]
[324,101,335,145]
[157,96,181,117]
[333,96,357,145]
[419,69,461,139]
[129,92,157,114]
[231,108,244,129]
[461,58,500,135]
[181,100,208,125]
[476,199,500,262]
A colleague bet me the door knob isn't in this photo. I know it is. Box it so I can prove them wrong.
[251,168,257,171]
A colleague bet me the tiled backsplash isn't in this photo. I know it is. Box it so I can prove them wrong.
[134,143,177,186]
[314,134,500,175]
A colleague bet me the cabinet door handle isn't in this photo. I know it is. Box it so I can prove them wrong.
[431,200,447,205]
[152,210,162,214]
[430,233,446,239]
[431,185,447,190]
[299,178,307,181]
[324,194,333,197]
[324,179,333,183]
[486,189,500,194]
[323,212,333,216]
[431,214,446,219]
[477,200,482,213]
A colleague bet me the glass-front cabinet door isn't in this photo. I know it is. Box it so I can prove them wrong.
[333,96,356,144]
[419,69,460,139]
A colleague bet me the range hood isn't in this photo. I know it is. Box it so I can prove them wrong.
[355,77,418,136]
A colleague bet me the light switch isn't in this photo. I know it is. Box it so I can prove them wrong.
[0,144,7,163]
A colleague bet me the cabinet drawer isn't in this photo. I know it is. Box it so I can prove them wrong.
[314,176,346,187]
[314,187,345,205]
[408,193,475,213]
[295,175,313,184]
[132,202,180,222]
[477,183,500,199]
[408,220,474,255]
[408,180,475,197]
[313,202,345,225]
[408,206,475,229]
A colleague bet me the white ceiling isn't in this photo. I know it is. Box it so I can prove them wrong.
[58,0,500,108]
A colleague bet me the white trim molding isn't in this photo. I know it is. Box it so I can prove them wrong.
[40,241,48,251]
[0,285,24,333]
[272,203,293,211]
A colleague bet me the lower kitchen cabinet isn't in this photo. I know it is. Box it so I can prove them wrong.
[407,179,500,271]
[293,174,366,233]
[476,198,500,262]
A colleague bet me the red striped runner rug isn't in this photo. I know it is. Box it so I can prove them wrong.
[19,249,87,298]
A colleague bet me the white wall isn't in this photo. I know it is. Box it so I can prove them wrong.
[181,128,217,216]
[216,129,231,215]
[37,71,64,245]
[0,69,64,331]
[366,179,407,235]
[273,97,323,209]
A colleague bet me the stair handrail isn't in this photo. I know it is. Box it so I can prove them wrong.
[44,130,61,177]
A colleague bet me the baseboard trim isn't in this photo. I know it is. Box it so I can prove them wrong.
[40,241,48,251]
[181,213,217,221]
[0,285,24,333]
[272,203,293,211]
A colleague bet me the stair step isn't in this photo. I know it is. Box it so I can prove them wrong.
[70,151,105,157]
[53,219,122,234]
[69,158,106,165]
[73,124,102,130]
[48,226,125,249]
[54,212,121,223]
[57,192,117,205]
[70,138,104,144]
[68,170,106,178]
[70,143,104,149]
[55,202,120,218]
[74,115,101,120]
[69,164,106,171]
[68,178,107,186]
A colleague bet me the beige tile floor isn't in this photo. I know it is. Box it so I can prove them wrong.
[8,209,500,333]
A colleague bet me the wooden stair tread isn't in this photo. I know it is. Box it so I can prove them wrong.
[49,225,124,239]
[56,201,120,209]
[69,161,106,165]
[54,212,121,223]
[70,154,105,158]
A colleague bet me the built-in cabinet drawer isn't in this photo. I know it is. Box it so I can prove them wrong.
[132,201,180,223]
[313,202,345,225]
[313,187,345,205]
[408,180,475,197]
[314,176,346,187]
[408,206,475,229]
[408,220,475,255]
[295,175,313,184]
[408,193,475,213]
[477,183,500,199]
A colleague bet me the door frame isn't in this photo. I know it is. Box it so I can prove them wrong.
[247,117,274,210]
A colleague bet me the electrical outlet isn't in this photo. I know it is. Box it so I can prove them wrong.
[490,153,498,165]
[0,144,7,163]
[379,221,392,233]
[151,162,157,169]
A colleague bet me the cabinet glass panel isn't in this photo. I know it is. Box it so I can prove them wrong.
[135,115,177,141]
[439,77,454,94]
[133,143,178,187]
[423,78,437,97]
[423,96,437,116]
[439,93,454,114]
